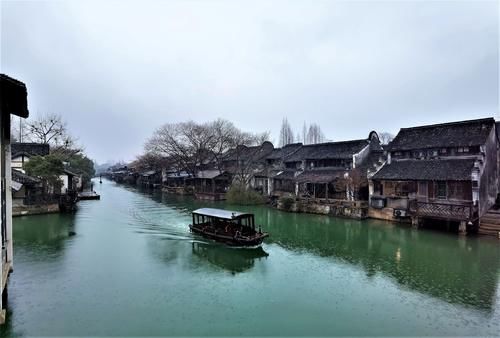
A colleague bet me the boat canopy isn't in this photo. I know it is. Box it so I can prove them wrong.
[192,208,253,220]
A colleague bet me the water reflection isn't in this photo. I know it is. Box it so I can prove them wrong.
[258,206,500,312]
[156,192,500,312]
[13,213,76,257]
[3,213,76,336]
[191,242,269,274]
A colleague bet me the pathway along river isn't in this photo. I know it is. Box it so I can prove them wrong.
[2,179,500,336]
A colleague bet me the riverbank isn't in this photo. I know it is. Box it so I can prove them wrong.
[12,203,60,217]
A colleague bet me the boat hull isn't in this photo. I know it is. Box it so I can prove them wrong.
[190,225,268,247]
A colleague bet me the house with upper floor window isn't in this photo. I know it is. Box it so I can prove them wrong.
[369,118,499,235]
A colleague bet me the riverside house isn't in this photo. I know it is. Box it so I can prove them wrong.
[11,142,50,170]
[369,118,499,235]
[255,132,385,218]
[0,74,29,323]
[192,169,231,201]
[222,141,274,191]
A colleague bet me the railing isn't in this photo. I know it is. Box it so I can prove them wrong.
[409,200,475,221]
[298,196,368,208]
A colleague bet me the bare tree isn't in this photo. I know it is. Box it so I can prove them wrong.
[302,121,307,144]
[251,130,271,146]
[306,123,325,144]
[279,117,294,147]
[24,113,82,158]
[145,119,268,176]
[378,132,395,145]
[132,152,172,172]
[26,113,66,144]
[145,121,209,176]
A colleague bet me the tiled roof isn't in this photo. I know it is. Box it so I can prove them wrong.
[295,169,345,183]
[389,118,495,151]
[266,143,303,160]
[224,142,274,163]
[274,169,296,180]
[372,159,476,181]
[196,170,225,179]
[12,169,40,185]
[0,74,29,118]
[285,139,369,162]
[254,169,290,178]
[11,143,50,158]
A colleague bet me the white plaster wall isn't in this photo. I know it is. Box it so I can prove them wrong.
[59,175,70,193]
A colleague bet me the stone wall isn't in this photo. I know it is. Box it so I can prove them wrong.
[277,199,369,219]
[368,207,412,224]
[12,203,59,217]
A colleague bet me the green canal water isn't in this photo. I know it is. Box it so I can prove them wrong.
[2,179,500,336]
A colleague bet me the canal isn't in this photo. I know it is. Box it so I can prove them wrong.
[2,179,500,336]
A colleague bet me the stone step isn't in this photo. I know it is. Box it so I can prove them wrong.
[479,224,500,232]
[478,228,500,237]
[480,216,500,224]
[488,209,500,214]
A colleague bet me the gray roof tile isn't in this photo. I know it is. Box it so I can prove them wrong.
[373,159,476,181]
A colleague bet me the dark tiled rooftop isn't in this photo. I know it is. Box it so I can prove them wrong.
[372,159,476,181]
[389,118,495,151]
[285,139,370,162]
[295,169,345,183]
[11,143,50,158]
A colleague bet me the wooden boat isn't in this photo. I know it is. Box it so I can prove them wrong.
[189,208,269,247]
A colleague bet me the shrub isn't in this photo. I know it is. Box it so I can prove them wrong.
[226,183,266,205]
[279,196,295,211]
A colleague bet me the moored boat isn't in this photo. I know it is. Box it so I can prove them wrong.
[189,208,269,247]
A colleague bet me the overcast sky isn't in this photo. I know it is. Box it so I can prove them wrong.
[1,0,498,163]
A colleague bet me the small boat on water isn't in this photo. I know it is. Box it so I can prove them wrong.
[189,208,269,247]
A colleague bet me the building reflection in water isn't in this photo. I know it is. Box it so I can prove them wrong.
[250,206,500,313]
[153,192,500,312]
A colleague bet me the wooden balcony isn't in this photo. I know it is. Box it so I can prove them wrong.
[409,200,475,221]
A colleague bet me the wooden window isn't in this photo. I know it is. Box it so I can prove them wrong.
[428,181,435,198]
[395,182,413,197]
[440,148,447,154]
[418,181,428,197]
[448,181,465,200]
[384,181,395,195]
[463,147,469,153]
[436,181,447,199]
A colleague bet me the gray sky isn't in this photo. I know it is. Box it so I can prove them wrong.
[1,0,498,163]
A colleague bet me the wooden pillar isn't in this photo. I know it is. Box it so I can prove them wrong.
[411,216,420,229]
[459,221,467,236]
[212,179,215,194]
[325,183,328,201]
